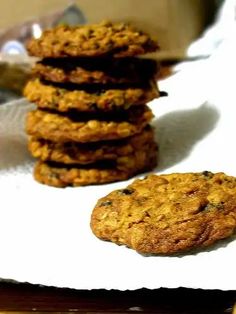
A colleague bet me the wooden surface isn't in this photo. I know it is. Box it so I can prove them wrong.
[0,281,235,313]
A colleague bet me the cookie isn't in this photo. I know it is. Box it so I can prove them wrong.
[34,144,157,187]
[91,172,236,254]
[25,106,153,143]
[27,21,159,58]
[24,78,159,112]
[33,57,158,84]
[28,126,156,164]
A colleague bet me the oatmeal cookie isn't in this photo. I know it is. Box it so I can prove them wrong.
[28,126,156,164]
[33,57,158,84]
[27,21,159,58]
[34,144,157,187]
[24,78,159,112]
[25,106,153,142]
[91,171,236,254]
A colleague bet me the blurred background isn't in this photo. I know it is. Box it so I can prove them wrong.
[0,0,220,58]
[0,0,223,101]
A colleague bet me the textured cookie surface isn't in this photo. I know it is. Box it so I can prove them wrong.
[34,144,157,187]
[33,57,158,84]
[91,172,236,254]
[28,126,155,164]
[25,106,153,143]
[24,78,159,112]
[27,21,159,58]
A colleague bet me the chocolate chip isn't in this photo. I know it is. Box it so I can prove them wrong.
[202,171,214,178]
[100,200,112,206]
[160,91,168,97]
[118,188,134,195]
[198,203,209,212]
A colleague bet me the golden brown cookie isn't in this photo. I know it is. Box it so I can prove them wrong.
[28,126,156,164]
[91,171,236,254]
[24,78,159,112]
[33,144,157,187]
[25,106,153,143]
[33,57,158,84]
[27,21,159,58]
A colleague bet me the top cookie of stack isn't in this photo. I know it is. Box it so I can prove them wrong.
[27,20,158,58]
[24,21,160,187]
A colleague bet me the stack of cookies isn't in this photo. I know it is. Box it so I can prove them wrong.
[24,21,160,187]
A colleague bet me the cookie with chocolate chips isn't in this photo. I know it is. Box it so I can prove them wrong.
[91,172,236,254]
